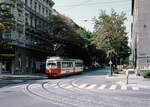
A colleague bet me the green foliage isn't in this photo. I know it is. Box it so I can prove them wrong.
[0,6,15,49]
[0,6,15,41]
[142,71,150,78]
[49,14,106,66]
[92,9,130,64]
[0,6,15,32]
[49,15,83,46]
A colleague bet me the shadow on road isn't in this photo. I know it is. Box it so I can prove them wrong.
[0,75,47,88]
[0,67,110,88]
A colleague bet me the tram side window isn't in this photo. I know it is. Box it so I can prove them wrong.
[62,62,73,68]
[57,62,61,68]
[75,62,83,67]
[47,62,57,68]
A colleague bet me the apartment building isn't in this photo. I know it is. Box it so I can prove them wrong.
[0,0,55,74]
[131,0,150,71]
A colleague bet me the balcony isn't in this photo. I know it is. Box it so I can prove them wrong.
[25,25,51,42]
[25,39,53,53]
[49,0,55,7]
[2,32,26,46]
[0,0,14,4]
[3,33,17,41]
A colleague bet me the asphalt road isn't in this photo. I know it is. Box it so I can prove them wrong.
[0,68,150,107]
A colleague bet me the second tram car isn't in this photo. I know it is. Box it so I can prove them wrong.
[45,57,84,78]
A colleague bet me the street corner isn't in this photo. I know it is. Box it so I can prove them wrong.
[116,79,150,91]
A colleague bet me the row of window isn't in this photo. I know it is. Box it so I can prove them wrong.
[139,58,150,64]
[25,15,48,29]
[25,0,51,17]
[0,4,11,9]
[47,61,83,68]
[75,63,83,67]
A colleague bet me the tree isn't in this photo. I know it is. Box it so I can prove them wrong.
[48,14,106,66]
[93,9,130,69]
[48,14,85,56]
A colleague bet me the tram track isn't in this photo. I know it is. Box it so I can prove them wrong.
[24,78,144,107]
[55,79,139,107]
[55,79,117,107]
[25,82,77,107]
[24,79,107,107]
[44,81,106,107]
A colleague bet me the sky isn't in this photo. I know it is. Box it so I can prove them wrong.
[52,0,132,39]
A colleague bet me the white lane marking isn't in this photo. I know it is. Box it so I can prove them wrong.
[121,85,127,90]
[60,84,67,87]
[65,85,73,89]
[78,84,88,88]
[54,86,59,88]
[109,85,117,90]
[132,86,139,90]
[98,84,106,90]
[86,84,96,89]
[31,84,41,89]
[49,84,57,87]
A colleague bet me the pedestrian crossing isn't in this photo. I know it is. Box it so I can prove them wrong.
[109,85,117,90]
[121,85,127,90]
[49,83,140,91]
[98,84,106,90]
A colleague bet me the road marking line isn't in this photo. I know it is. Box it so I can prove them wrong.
[132,87,139,90]
[49,84,57,86]
[109,85,117,90]
[60,84,67,87]
[65,85,73,89]
[98,84,106,90]
[121,85,127,90]
[86,84,96,89]
[78,84,87,88]
[54,86,59,88]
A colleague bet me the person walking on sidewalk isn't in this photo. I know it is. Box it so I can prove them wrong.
[135,67,140,77]
[134,68,138,77]
[126,67,129,84]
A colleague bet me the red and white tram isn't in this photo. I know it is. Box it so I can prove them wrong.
[45,57,84,78]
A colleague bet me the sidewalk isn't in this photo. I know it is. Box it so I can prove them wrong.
[110,72,150,89]
[0,73,46,78]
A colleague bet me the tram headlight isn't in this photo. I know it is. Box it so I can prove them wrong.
[49,70,51,73]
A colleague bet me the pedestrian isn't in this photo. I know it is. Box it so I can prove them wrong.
[134,68,138,77]
[125,67,129,84]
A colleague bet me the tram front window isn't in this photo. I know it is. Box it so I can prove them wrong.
[47,63,57,68]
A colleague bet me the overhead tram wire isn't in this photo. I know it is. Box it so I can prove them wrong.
[55,0,131,12]
[61,1,131,12]
[59,0,92,11]
[55,0,131,7]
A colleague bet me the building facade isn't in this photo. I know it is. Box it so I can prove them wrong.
[0,0,55,74]
[131,0,150,71]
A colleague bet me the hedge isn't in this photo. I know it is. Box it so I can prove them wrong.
[142,71,150,78]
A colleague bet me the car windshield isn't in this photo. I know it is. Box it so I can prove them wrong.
[47,63,57,68]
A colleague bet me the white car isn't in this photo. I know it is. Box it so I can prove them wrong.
[123,68,135,74]
[128,68,135,74]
